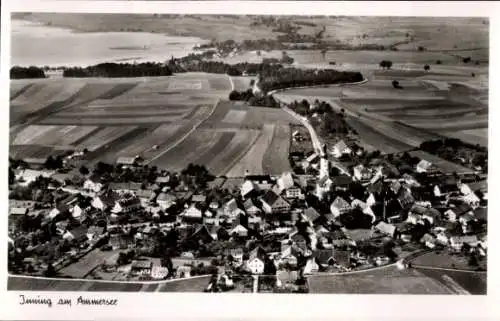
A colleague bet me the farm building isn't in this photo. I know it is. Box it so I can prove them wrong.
[246,246,268,275]
[331,140,352,158]
[260,190,290,214]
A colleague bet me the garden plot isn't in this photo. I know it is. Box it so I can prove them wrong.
[12,125,99,148]
[262,123,293,175]
[221,110,248,125]
[226,123,276,177]
[206,129,262,176]
[75,126,138,152]
[149,129,223,172]
[308,266,453,294]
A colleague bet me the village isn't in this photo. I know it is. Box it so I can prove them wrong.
[7,119,488,293]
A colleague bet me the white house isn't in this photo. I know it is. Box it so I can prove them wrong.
[450,235,478,251]
[261,190,290,214]
[353,165,372,182]
[420,233,437,249]
[415,159,434,173]
[83,178,103,194]
[462,192,480,208]
[366,193,376,207]
[246,247,267,274]
[182,205,203,219]
[151,266,169,280]
[156,193,176,210]
[229,224,248,237]
[315,176,333,200]
[240,180,258,198]
[330,197,351,218]
[331,140,352,158]
[70,204,83,219]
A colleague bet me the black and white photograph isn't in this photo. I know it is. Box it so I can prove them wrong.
[5,7,490,298]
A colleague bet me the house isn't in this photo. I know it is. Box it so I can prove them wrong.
[444,203,473,222]
[70,204,83,219]
[136,189,156,206]
[241,180,258,198]
[191,194,207,204]
[155,176,170,185]
[187,225,214,244]
[397,187,415,209]
[374,221,396,237]
[245,175,274,190]
[280,245,301,267]
[331,175,353,191]
[15,169,54,186]
[433,182,460,197]
[130,260,153,275]
[415,159,434,173]
[330,197,351,218]
[331,140,352,158]
[182,205,203,220]
[229,224,248,237]
[315,176,333,200]
[177,266,192,278]
[277,172,295,191]
[276,270,299,287]
[117,156,143,167]
[449,235,478,251]
[151,266,169,280]
[8,208,28,229]
[260,190,290,214]
[87,226,105,241]
[83,176,103,193]
[304,207,321,224]
[462,192,481,208]
[109,182,142,195]
[407,204,427,224]
[247,215,263,230]
[243,199,261,215]
[422,207,441,225]
[313,249,336,268]
[343,228,373,244]
[303,257,320,274]
[109,235,134,250]
[91,190,118,211]
[63,226,89,244]
[112,196,142,214]
[156,193,176,210]
[302,152,319,170]
[353,165,372,182]
[246,246,268,274]
[284,186,302,200]
[420,233,437,249]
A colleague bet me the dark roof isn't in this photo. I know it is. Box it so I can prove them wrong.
[324,230,346,240]
[313,249,335,265]
[87,226,104,236]
[291,233,307,243]
[423,208,441,219]
[304,208,320,222]
[69,226,88,239]
[331,175,353,186]
[467,180,487,192]
[334,250,350,268]
[245,175,272,183]
[110,182,142,191]
[261,190,280,206]
[131,260,153,269]
[474,207,487,221]
[454,203,473,215]
[367,180,385,195]
[249,246,268,261]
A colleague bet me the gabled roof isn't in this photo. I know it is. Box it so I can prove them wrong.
[10,207,28,215]
[423,207,441,219]
[261,190,284,207]
[474,207,487,221]
[453,203,473,215]
[450,235,478,244]
[410,204,428,216]
[157,192,176,202]
[278,172,295,190]
[304,207,321,222]
[344,228,373,242]
[313,249,335,265]
[192,194,207,203]
[420,233,436,243]
[334,250,350,267]
[416,159,433,170]
[331,175,353,186]
[69,226,88,239]
[375,222,396,236]
[249,246,268,262]
[331,196,350,209]
[109,182,142,191]
[225,198,239,212]
[333,140,349,152]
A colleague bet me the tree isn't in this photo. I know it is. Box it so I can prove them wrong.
[79,165,89,176]
[424,64,430,71]
[436,60,442,65]
[463,57,472,64]
[418,46,426,52]
[44,263,56,277]
[392,80,403,89]
[228,90,240,101]
[379,60,393,70]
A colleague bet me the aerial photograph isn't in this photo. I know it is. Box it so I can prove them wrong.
[7,13,488,294]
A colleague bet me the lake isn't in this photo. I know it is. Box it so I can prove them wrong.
[11,20,208,67]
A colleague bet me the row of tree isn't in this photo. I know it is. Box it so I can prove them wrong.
[63,62,173,78]
[228,89,281,108]
[10,66,46,79]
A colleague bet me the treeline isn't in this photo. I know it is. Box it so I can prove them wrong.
[228,89,280,108]
[10,66,46,79]
[63,62,173,78]
[257,68,364,93]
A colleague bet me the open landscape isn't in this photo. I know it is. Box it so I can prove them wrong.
[8,13,488,295]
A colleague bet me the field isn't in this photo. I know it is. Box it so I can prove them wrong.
[7,275,211,292]
[415,268,487,295]
[408,150,474,174]
[11,74,298,177]
[59,249,121,279]
[411,251,486,272]
[308,266,457,294]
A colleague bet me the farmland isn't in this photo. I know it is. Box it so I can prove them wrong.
[10,73,298,177]
[7,275,211,292]
[308,266,456,294]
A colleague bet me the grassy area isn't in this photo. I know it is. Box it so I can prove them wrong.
[59,249,121,279]
[308,266,453,294]
[411,251,486,271]
[158,276,211,292]
[416,268,487,295]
